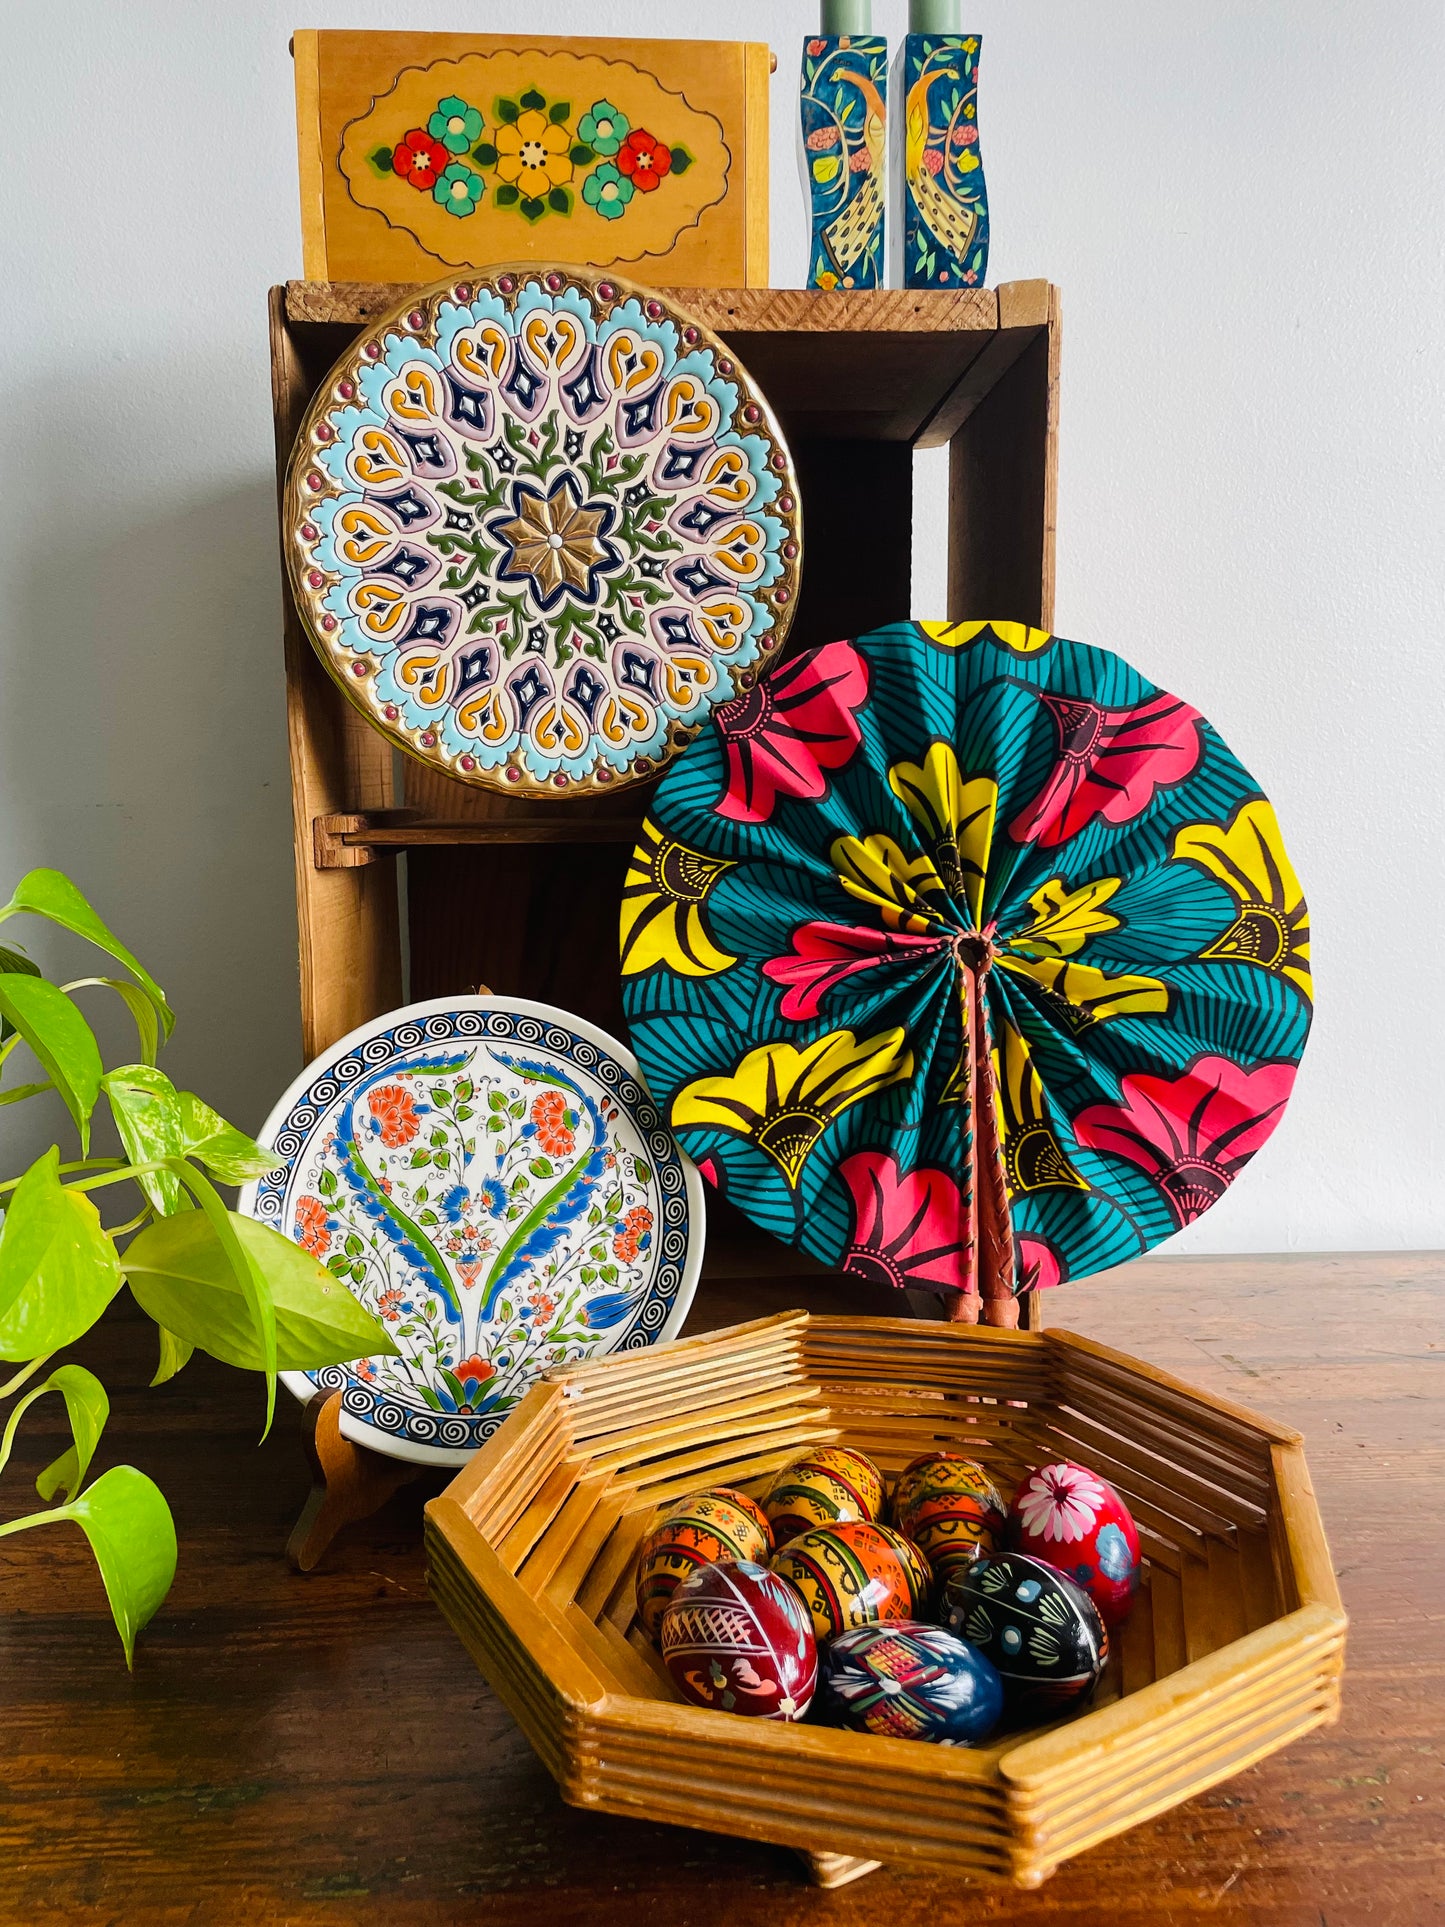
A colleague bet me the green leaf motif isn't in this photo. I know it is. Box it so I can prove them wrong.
[549,99,571,122]
[370,145,394,173]
[569,142,595,165]
[670,146,694,174]
[0,869,173,1040]
[472,140,499,165]
[0,1149,123,1361]
[519,196,547,223]
[547,186,572,215]
[122,1209,398,1373]
[520,87,546,112]
[150,1326,193,1387]
[56,1466,177,1668]
[495,96,520,124]
[29,1364,110,1502]
[0,976,103,1152]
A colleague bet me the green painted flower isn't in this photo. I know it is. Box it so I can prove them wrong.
[578,99,629,156]
[433,162,484,217]
[429,95,483,154]
[582,162,634,220]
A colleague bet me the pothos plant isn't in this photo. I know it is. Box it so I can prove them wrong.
[0,869,397,1664]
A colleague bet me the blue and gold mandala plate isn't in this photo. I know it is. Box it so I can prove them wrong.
[284,266,802,796]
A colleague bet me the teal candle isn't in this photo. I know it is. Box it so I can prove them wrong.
[908,0,961,29]
[821,0,873,30]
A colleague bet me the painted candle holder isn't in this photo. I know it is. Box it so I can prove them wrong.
[902,31,989,289]
[801,34,889,290]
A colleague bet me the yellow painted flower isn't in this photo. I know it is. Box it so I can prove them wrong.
[619,821,736,978]
[1003,876,1122,960]
[1001,956,1169,1032]
[494,109,573,197]
[830,833,952,934]
[887,744,997,922]
[917,619,1053,654]
[672,1027,913,1186]
[1172,799,1311,999]
[992,1020,1089,1194]
[816,269,840,290]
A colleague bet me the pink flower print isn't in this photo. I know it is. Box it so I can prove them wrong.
[713,641,870,824]
[1074,1056,1296,1229]
[840,1152,971,1294]
[952,123,979,146]
[849,147,873,173]
[1009,690,1204,849]
[762,920,944,1022]
[1017,1233,1065,1291]
[1015,1462,1107,1544]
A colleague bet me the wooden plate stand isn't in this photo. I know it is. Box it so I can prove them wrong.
[268,281,1060,1564]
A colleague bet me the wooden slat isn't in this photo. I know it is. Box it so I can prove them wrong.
[1047,1329,1302,1445]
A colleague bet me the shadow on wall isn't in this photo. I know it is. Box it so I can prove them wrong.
[1,421,303,1165]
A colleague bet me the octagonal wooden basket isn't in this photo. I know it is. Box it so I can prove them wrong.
[424,1312,1344,1889]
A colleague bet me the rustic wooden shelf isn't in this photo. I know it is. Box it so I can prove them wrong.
[313,811,647,869]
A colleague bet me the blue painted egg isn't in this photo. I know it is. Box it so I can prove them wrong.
[817,1619,1004,1745]
[941,1552,1107,1724]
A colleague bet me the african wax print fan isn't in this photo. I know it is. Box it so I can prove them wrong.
[620,619,1311,1324]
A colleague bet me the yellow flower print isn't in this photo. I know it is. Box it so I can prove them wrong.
[493,109,574,198]
[1172,798,1311,999]
[917,619,1054,655]
[619,821,736,978]
[992,1020,1089,1194]
[1001,956,1169,1032]
[887,743,997,922]
[672,1027,912,1187]
[831,833,952,934]
[1003,876,1123,960]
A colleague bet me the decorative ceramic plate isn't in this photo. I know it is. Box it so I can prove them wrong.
[284,266,802,796]
[239,996,704,1464]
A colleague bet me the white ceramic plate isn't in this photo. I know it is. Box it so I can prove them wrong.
[239,995,703,1464]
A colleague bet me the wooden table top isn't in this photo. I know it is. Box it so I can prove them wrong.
[3,1253,1442,1926]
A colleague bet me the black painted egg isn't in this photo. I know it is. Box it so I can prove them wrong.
[941,1552,1107,1723]
[817,1619,1004,1745]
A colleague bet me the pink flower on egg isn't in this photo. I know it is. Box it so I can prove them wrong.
[1015,1463,1107,1544]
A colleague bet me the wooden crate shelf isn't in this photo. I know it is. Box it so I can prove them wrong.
[270,276,1060,1281]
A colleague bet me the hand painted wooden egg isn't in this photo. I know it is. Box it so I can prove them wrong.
[660,1558,818,1720]
[763,1446,886,1546]
[771,1519,932,1643]
[890,1451,1006,1582]
[817,1619,1004,1745]
[1007,1460,1141,1628]
[941,1552,1107,1724]
[635,1486,775,1642]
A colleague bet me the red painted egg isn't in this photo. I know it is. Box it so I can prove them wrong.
[1008,1460,1141,1627]
[890,1452,1006,1581]
[771,1519,933,1642]
[634,1485,774,1642]
[661,1558,817,1720]
[763,1446,886,1545]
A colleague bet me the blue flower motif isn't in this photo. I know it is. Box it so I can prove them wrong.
[582,1290,636,1330]
[478,1178,506,1214]
[1095,1522,1136,1580]
[439,1184,468,1222]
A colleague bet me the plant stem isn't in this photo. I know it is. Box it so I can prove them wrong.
[0,1352,56,1400]
[0,1505,70,1540]
[0,1157,125,1197]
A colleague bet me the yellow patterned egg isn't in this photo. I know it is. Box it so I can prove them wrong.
[890,1451,1006,1581]
[771,1520,933,1643]
[634,1486,773,1642]
[763,1446,886,1547]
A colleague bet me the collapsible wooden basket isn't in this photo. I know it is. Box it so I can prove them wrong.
[424,1312,1344,1888]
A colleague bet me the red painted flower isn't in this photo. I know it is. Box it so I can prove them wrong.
[1009,690,1204,849]
[762,920,944,1022]
[354,1357,377,1382]
[807,37,828,54]
[1074,1056,1296,1229]
[295,1195,330,1258]
[616,128,672,192]
[923,148,944,176]
[393,128,449,190]
[840,1152,972,1293]
[377,1288,404,1322]
[714,641,870,824]
[1016,1233,1065,1291]
[530,1089,576,1158]
[369,1083,421,1147]
[452,1354,496,1390]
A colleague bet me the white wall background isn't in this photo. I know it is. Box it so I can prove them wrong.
[2,1,1441,1255]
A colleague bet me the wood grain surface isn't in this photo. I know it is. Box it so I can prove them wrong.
[3,1252,1440,1926]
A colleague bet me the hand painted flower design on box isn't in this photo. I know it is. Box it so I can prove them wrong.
[243,1002,701,1464]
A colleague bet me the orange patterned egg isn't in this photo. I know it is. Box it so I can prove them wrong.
[890,1451,1006,1581]
[634,1486,774,1641]
[771,1520,933,1643]
[763,1446,886,1546]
